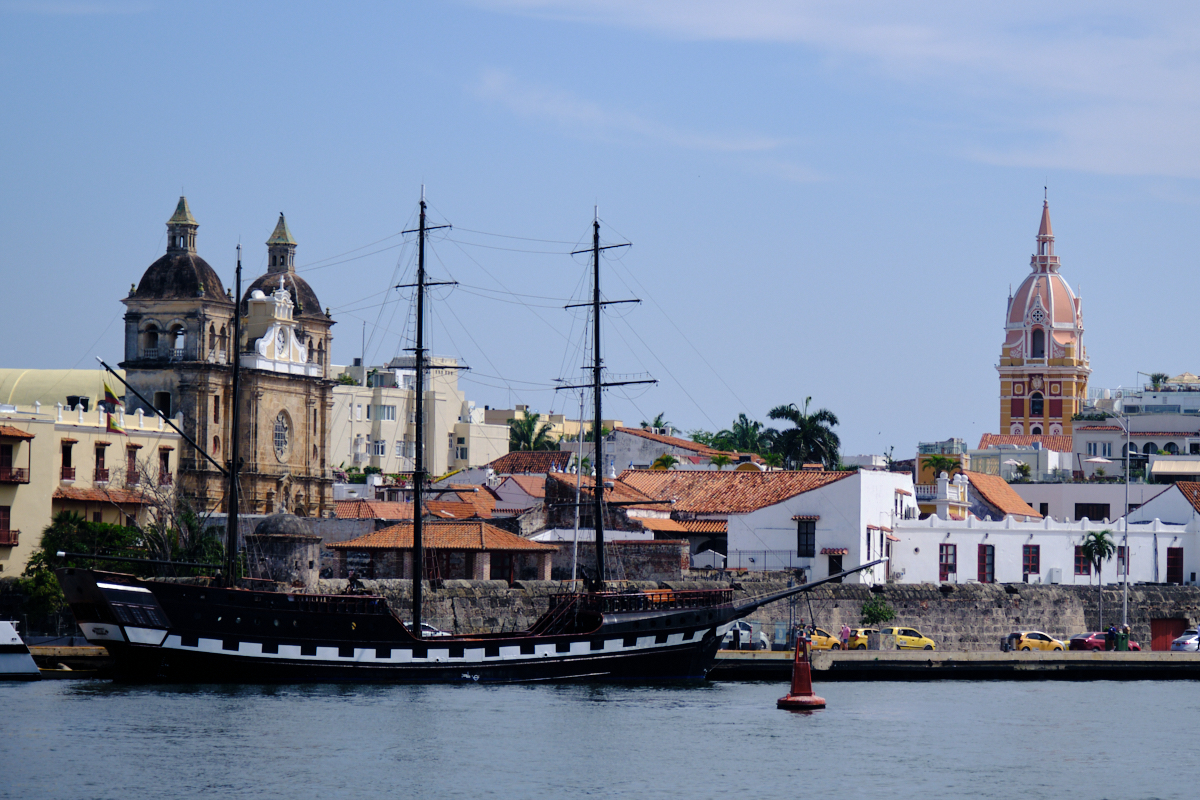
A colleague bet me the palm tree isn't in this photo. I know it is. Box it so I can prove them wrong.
[768,398,841,469]
[508,413,555,452]
[651,454,679,470]
[641,412,671,431]
[922,454,960,483]
[714,413,776,454]
[762,453,783,469]
[1081,529,1116,629]
[1149,372,1169,391]
[709,454,732,470]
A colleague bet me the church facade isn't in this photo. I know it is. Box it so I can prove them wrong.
[997,201,1090,437]
[120,198,335,516]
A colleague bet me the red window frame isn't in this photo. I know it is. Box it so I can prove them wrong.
[1074,546,1091,575]
[977,544,994,583]
[939,543,957,581]
[1023,544,1040,576]
[1167,547,1184,585]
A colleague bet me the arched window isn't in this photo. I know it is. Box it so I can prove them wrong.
[212,435,221,455]
[307,338,314,363]
[1143,442,1157,455]
[1031,328,1045,359]
[1030,426,1042,435]
[144,325,159,355]
[1030,392,1044,416]
[1165,442,1180,455]
[170,325,186,359]
[208,325,216,352]
[317,341,325,366]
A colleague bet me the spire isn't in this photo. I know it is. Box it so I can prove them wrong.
[267,213,296,246]
[266,212,297,274]
[166,196,198,254]
[1033,198,1055,263]
[1038,200,1053,240]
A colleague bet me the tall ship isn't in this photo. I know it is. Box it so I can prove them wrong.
[57,194,878,682]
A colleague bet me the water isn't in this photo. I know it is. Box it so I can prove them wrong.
[2,679,1198,800]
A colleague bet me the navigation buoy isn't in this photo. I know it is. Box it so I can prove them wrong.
[777,635,826,711]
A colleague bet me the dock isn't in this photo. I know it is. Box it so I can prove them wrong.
[709,649,1200,681]
[28,646,112,675]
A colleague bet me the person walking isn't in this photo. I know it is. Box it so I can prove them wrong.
[840,623,851,649]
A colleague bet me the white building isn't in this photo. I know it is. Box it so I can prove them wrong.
[892,513,1198,587]
[331,356,508,479]
[1012,482,1167,522]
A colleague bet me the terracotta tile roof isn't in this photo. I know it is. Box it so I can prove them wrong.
[679,520,727,534]
[636,517,687,532]
[334,500,414,520]
[53,486,153,505]
[1118,431,1198,438]
[502,475,546,499]
[431,485,497,518]
[964,471,1042,519]
[792,514,820,521]
[425,501,481,519]
[977,433,1073,452]
[328,521,556,552]
[1174,482,1200,515]
[618,469,854,514]
[486,450,572,475]
[1072,425,1123,432]
[821,547,848,556]
[614,427,764,463]
[0,425,34,440]
[546,472,673,512]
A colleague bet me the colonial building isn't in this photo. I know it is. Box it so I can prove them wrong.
[998,201,1090,437]
[121,199,334,517]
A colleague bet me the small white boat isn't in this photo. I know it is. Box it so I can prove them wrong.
[0,620,41,680]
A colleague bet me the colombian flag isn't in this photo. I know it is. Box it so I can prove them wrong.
[106,411,126,435]
[104,383,126,434]
[103,382,120,407]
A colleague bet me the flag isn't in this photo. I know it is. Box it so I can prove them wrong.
[106,410,126,435]
[103,382,120,407]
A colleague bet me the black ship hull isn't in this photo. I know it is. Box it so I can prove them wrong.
[57,568,743,684]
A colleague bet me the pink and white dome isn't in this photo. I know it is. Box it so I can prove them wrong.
[1002,202,1085,361]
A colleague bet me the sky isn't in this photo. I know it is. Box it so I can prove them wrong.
[3,1,1200,459]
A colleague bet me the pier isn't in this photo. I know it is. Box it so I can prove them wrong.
[709,649,1200,681]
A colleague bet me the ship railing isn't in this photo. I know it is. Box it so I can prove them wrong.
[291,594,391,615]
[580,588,733,614]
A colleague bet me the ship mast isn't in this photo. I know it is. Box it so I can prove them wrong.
[225,246,244,585]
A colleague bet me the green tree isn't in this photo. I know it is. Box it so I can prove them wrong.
[641,412,672,431]
[922,454,960,482]
[337,372,359,385]
[762,453,783,469]
[768,398,841,469]
[861,594,895,626]
[651,454,679,470]
[1015,463,1032,481]
[509,412,555,451]
[1081,529,1116,629]
[709,454,732,470]
[583,425,612,443]
[689,429,717,447]
[714,413,777,454]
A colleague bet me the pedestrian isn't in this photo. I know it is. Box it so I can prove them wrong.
[840,623,850,649]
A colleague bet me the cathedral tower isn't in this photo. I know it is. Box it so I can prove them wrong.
[998,201,1090,437]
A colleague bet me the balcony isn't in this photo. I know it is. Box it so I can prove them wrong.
[61,466,76,481]
[126,469,140,486]
[169,348,185,361]
[0,467,30,484]
[914,484,937,500]
[159,472,173,486]
[94,467,110,483]
[0,529,18,547]
[141,347,160,359]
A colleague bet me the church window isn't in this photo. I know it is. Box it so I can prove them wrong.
[144,325,159,357]
[317,342,324,366]
[208,325,216,352]
[153,392,171,417]
[213,436,220,455]
[274,411,291,462]
[1031,329,1045,359]
[1030,392,1044,416]
[213,394,220,423]
[219,326,228,353]
[307,338,314,363]
[1031,426,1042,435]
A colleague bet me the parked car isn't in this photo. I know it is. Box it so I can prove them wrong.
[1170,629,1199,652]
[1068,632,1142,651]
[404,622,452,637]
[878,626,936,650]
[846,627,878,650]
[808,627,842,650]
[721,620,770,651]
[1010,631,1065,651]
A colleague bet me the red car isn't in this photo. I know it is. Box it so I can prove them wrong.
[1068,632,1141,651]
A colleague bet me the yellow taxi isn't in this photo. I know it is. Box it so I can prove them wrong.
[1013,630,1065,651]
[808,627,842,650]
[846,627,878,650]
[879,626,936,650]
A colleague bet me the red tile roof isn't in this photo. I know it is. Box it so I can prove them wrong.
[964,471,1042,519]
[0,425,34,440]
[485,451,572,475]
[618,469,853,514]
[678,520,727,534]
[53,486,153,505]
[328,521,556,552]
[425,501,481,519]
[977,433,1073,452]
[637,517,687,532]
[821,547,848,556]
[501,475,546,499]
[1174,482,1200,515]
[1072,425,1123,432]
[333,500,415,520]
[431,485,497,518]
[546,472,673,512]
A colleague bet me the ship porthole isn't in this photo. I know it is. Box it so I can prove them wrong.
[274,619,280,627]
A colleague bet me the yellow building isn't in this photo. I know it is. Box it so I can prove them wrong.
[0,403,181,576]
[482,404,624,443]
[997,201,1090,437]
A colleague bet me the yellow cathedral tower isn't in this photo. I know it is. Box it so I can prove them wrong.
[998,201,1090,437]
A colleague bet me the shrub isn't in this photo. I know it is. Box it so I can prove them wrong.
[861,594,895,626]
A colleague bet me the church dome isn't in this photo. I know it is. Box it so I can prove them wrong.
[243,271,324,319]
[134,197,229,301]
[252,512,313,538]
[1002,201,1084,360]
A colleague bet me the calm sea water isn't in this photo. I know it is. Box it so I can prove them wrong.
[2,678,1198,800]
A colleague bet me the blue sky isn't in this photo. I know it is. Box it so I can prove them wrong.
[2,1,1199,458]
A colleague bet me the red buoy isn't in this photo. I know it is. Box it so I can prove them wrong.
[777,635,826,711]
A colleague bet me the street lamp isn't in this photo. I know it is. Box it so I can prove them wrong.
[1106,410,1134,628]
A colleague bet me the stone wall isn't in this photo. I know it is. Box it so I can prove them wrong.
[548,541,690,582]
[315,575,1200,649]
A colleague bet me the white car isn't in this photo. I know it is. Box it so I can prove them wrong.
[721,620,770,651]
[1171,629,1199,652]
[405,622,452,637]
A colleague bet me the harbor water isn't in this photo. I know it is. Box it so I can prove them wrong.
[2,679,1198,799]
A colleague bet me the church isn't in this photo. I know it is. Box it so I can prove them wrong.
[120,198,335,516]
[997,201,1090,437]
